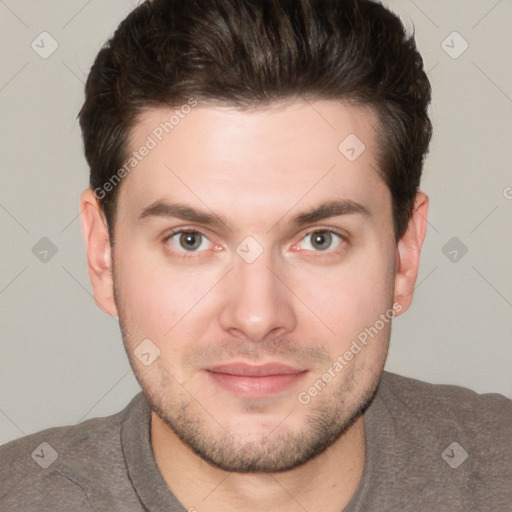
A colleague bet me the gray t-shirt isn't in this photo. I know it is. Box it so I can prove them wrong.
[1,371,511,511]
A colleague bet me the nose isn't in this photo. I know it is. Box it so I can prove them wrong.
[218,247,297,342]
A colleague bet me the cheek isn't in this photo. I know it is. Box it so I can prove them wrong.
[114,243,222,362]
[113,247,184,338]
[292,250,395,342]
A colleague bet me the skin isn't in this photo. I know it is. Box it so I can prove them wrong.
[80,99,428,512]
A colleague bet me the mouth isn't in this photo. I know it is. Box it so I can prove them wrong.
[204,362,309,397]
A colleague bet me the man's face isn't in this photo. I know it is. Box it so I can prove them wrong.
[109,100,400,472]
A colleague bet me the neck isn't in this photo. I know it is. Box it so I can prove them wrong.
[151,412,366,512]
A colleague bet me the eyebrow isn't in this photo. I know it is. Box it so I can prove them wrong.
[139,202,228,230]
[138,199,371,230]
[291,199,371,226]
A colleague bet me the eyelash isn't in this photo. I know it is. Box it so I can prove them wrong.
[162,228,347,258]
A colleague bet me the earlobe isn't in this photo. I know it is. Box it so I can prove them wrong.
[393,192,429,315]
[79,189,118,317]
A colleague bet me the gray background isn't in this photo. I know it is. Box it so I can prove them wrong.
[0,0,511,445]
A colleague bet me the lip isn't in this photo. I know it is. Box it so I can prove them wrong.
[205,362,308,397]
[206,362,306,376]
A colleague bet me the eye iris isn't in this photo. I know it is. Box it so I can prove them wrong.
[180,232,201,250]
[311,231,332,251]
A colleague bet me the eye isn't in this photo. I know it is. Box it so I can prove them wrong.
[165,230,213,253]
[296,230,344,252]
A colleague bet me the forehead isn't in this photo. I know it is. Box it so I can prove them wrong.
[118,100,389,229]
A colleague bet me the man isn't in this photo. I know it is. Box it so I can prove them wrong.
[1,0,510,510]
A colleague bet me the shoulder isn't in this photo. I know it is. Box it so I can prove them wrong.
[379,370,512,426]
[367,372,512,506]
[377,371,512,475]
[0,393,144,510]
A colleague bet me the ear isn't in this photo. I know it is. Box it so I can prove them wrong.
[79,189,118,317]
[393,191,429,316]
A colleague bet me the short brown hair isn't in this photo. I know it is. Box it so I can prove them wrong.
[79,0,432,241]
